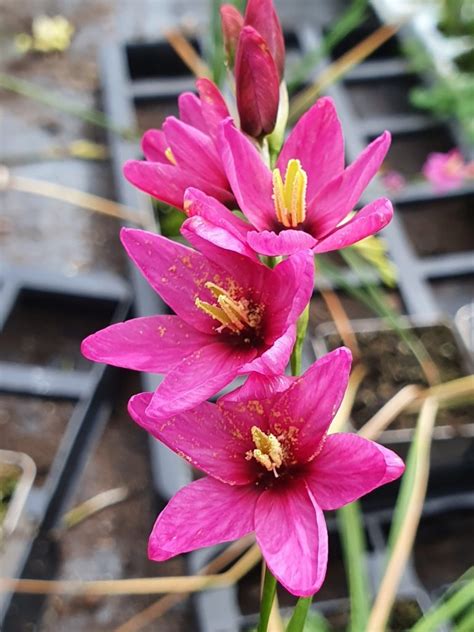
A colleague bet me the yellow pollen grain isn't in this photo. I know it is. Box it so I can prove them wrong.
[165,147,177,165]
[272,159,308,228]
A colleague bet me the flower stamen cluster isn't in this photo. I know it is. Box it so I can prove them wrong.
[272,159,308,228]
[195,281,262,335]
[246,425,283,477]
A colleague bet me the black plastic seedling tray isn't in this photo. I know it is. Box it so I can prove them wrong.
[0,264,131,629]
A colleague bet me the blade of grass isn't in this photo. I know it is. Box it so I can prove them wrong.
[0,73,136,140]
[164,29,211,78]
[410,577,474,632]
[367,398,439,632]
[287,0,368,94]
[285,596,313,632]
[337,501,371,632]
[258,564,278,632]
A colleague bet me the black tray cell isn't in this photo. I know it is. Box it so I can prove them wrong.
[398,194,474,257]
[0,290,116,371]
[345,75,420,119]
[414,507,474,592]
[430,276,474,317]
[383,126,456,177]
[134,97,179,135]
[126,40,201,80]
[326,12,401,61]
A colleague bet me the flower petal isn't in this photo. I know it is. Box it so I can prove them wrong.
[240,325,296,375]
[308,131,391,237]
[120,227,220,334]
[148,477,258,561]
[220,373,295,402]
[247,228,317,256]
[196,78,231,144]
[141,129,168,163]
[163,116,228,186]
[81,315,213,372]
[268,348,352,462]
[277,98,344,201]
[313,198,393,253]
[220,120,275,230]
[235,26,280,137]
[255,479,328,597]
[182,187,257,260]
[178,92,207,132]
[244,0,285,79]
[123,160,234,209]
[305,434,405,510]
[128,392,257,484]
[147,341,258,418]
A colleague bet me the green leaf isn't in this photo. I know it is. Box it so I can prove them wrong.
[257,564,277,632]
[337,501,370,632]
[410,575,474,632]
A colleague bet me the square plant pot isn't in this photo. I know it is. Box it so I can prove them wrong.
[313,317,474,506]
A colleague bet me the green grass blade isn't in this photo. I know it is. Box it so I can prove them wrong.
[337,501,371,632]
[410,577,474,632]
[285,597,313,632]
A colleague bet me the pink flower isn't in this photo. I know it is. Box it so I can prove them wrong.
[124,78,235,210]
[382,170,406,192]
[128,348,404,597]
[81,227,314,418]
[422,149,467,192]
[196,97,392,257]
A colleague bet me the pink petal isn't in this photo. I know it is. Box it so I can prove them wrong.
[220,373,295,402]
[240,325,296,375]
[267,250,315,339]
[182,187,256,260]
[147,341,258,418]
[128,392,257,484]
[120,227,220,334]
[277,98,345,201]
[308,131,391,237]
[221,4,244,65]
[123,160,234,209]
[247,228,317,256]
[306,434,405,510]
[81,315,213,372]
[148,477,258,561]
[313,198,393,253]
[255,479,328,597]
[244,0,285,79]
[269,348,352,462]
[183,215,257,261]
[141,129,168,163]
[163,117,228,186]
[220,120,275,230]
[196,78,231,144]
[235,26,280,138]
[178,92,207,132]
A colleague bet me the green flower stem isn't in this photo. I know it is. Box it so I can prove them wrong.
[257,563,278,632]
[290,303,309,376]
[285,596,313,632]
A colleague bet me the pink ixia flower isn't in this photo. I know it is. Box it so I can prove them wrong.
[200,97,393,257]
[422,149,468,192]
[124,78,235,210]
[128,348,404,597]
[81,228,314,418]
[382,170,406,193]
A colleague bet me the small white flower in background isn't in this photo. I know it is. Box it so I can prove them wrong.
[14,15,75,54]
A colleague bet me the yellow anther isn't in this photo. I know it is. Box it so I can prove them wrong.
[195,282,261,334]
[165,147,177,165]
[246,426,283,477]
[272,159,307,228]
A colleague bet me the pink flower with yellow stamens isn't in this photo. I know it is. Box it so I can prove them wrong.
[124,78,235,210]
[81,227,314,418]
[185,97,392,257]
[128,348,404,597]
[422,149,469,192]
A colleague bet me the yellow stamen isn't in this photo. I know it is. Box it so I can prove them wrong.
[272,159,307,228]
[165,147,177,165]
[246,426,283,477]
[195,282,261,334]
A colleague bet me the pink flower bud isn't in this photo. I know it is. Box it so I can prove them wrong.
[244,0,285,79]
[235,26,280,138]
[220,4,244,67]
